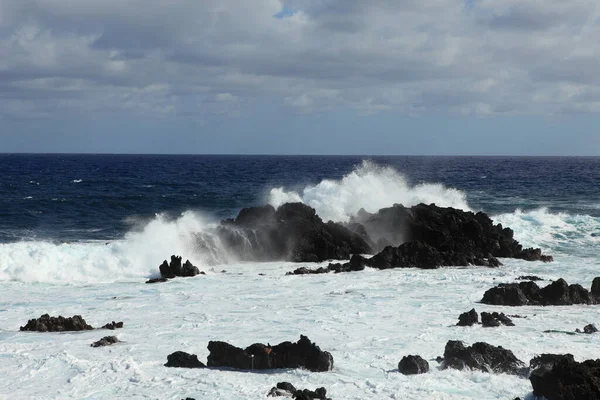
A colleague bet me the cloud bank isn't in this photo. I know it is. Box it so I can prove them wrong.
[1,0,599,121]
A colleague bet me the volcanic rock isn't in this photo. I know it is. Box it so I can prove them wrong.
[530,357,600,400]
[207,335,333,372]
[267,382,330,399]
[398,355,429,375]
[481,312,514,327]
[101,321,123,330]
[158,255,203,279]
[164,351,206,368]
[91,336,120,347]
[457,308,479,326]
[219,203,372,262]
[442,340,524,374]
[516,275,544,281]
[481,278,600,306]
[576,324,599,334]
[146,277,169,284]
[20,314,94,332]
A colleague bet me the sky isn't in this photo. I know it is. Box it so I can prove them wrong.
[0,0,599,155]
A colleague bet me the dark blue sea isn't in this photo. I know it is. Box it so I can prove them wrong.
[1,155,599,244]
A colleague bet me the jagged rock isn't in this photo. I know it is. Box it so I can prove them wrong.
[481,312,514,327]
[91,336,120,347]
[398,355,429,375]
[530,353,575,373]
[164,351,205,368]
[101,321,123,330]
[20,314,94,332]
[219,203,372,262]
[457,308,479,326]
[576,324,599,334]
[286,255,367,275]
[268,382,297,397]
[207,335,333,372]
[530,357,600,400]
[267,382,330,399]
[157,255,204,279]
[481,278,600,306]
[516,275,543,281]
[442,340,524,374]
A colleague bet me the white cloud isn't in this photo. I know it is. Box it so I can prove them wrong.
[0,0,598,120]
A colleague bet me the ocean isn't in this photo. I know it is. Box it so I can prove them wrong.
[1,155,599,399]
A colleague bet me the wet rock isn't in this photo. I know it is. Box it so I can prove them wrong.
[481,278,600,306]
[207,335,333,372]
[530,357,600,400]
[91,336,120,347]
[164,351,205,368]
[219,203,372,263]
[516,275,543,281]
[158,255,204,279]
[529,353,575,373]
[481,312,514,327]
[267,383,330,400]
[457,308,479,326]
[146,277,169,284]
[576,324,598,334]
[100,321,124,330]
[442,340,524,375]
[20,314,94,332]
[398,355,429,375]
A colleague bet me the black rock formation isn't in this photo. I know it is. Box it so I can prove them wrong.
[158,255,204,279]
[219,203,372,262]
[207,335,333,372]
[20,314,94,332]
[576,324,599,334]
[529,357,600,400]
[516,275,544,281]
[91,336,120,347]
[100,321,124,330]
[481,312,514,327]
[398,355,429,375]
[481,278,600,306]
[442,340,524,375]
[164,351,206,368]
[457,309,479,326]
[267,382,330,399]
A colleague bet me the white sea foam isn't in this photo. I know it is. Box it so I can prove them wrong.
[493,208,600,256]
[267,160,471,222]
[72,179,83,183]
[0,211,229,284]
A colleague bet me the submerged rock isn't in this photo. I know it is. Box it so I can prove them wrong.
[207,335,333,372]
[146,277,169,284]
[481,278,600,306]
[457,309,479,326]
[516,275,544,281]
[164,351,206,368]
[398,355,429,375]
[91,336,120,347]
[442,340,524,375]
[576,324,598,334]
[267,382,330,399]
[100,321,124,330]
[20,314,94,332]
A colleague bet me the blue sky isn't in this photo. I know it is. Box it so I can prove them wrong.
[1,1,599,155]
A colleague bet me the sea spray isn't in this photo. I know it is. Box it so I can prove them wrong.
[267,160,471,222]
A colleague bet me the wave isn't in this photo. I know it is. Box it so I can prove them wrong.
[267,160,471,222]
[493,208,600,256]
[0,211,230,284]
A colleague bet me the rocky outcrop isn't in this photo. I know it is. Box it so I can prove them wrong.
[20,314,94,332]
[164,351,206,368]
[442,340,524,374]
[576,324,598,334]
[91,336,120,347]
[207,335,333,372]
[100,321,123,330]
[398,355,429,375]
[219,203,372,262]
[481,278,600,306]
[529,357,600,400]
[457,309,479,326]
[516,275,544,281]
[267,382,331,399]
[481,312,514,327]
[350,203,552,262]
[159,256,204,279]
